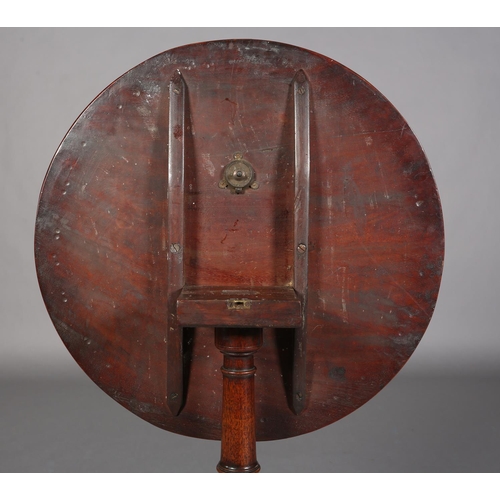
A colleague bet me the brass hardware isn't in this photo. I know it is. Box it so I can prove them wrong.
[227,298,252,310]
[170,243,182,254]
[220,156,257,194]
[297,243,307,254]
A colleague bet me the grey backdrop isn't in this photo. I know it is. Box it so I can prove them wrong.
[1,28,499,472]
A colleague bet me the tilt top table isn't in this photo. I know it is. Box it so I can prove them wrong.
[35,40,444,472]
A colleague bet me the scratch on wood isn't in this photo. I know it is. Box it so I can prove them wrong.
[90,218,98,236]
[334,266,349,323]
[331,127,408,140]
[260,146,281,153]
[376,154,389,199]
[340,266,349,323]
[201,153,215,177]
[358,237,430,320]
[224,97,237,125]
[294,188,303,212]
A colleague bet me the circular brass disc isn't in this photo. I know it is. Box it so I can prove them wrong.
[224,159,255,190]
[35,40,444,441]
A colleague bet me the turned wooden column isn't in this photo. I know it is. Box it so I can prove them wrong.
[215,327,263,473]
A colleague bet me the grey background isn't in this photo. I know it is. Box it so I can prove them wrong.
[1,28,499,472]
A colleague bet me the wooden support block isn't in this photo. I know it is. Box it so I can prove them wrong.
[177,286,302,328]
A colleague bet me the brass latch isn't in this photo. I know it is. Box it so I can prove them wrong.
[227,298,252,310]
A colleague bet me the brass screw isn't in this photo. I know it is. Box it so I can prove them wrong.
[298,86,305,95]
[170,243,181,254]
[219,180,228,189]
[170,392,178,400]
[173,87,180,95]
[297,243,307,254]
[234,152,243,160]
[250,181,259,190]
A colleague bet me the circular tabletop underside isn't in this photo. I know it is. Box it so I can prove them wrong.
[35,40,444,441]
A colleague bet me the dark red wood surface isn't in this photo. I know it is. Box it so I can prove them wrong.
[35,40,444,441]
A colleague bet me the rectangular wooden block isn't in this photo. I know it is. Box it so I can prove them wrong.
[177,286,302,328]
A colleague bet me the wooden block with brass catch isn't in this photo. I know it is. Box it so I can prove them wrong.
[177,286,302,328]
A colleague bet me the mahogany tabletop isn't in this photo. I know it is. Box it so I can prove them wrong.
[35,40,444,442]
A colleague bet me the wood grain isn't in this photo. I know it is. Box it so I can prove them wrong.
[35,40,444,442]
[215,328,262,473]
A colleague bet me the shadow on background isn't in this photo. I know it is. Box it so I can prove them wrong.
[1,371,499,472]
